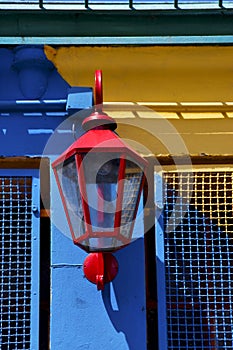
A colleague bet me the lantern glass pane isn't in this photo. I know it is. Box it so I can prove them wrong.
[120,159,144,239]
[86,237,121,252]
[82,152,120,234]
[56,157,85,239]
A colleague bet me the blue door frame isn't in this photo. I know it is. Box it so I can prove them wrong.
[0,168,40,350]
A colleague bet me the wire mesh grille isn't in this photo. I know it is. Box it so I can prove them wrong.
[164,171,233,349]
[0,176,33,350]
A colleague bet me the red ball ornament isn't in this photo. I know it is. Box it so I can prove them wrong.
[83,252,119,290]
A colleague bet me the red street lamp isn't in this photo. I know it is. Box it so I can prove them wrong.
[52,71,148,290]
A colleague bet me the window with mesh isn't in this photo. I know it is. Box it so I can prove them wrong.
[0,175,38,350]
[164,171,233,349]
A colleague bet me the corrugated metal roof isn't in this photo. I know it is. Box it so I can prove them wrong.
[0,0,233,10]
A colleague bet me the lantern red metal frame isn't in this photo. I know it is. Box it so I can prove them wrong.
[52,70,148,290]
[53,130,147,247]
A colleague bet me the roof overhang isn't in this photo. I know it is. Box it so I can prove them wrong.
[0,9,233,45]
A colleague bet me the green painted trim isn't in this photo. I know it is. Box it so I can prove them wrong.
[1,35,233,45]
[0,10,233,42]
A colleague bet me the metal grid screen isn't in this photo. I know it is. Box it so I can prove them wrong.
[0,175,38,349]
[164,171,233,349]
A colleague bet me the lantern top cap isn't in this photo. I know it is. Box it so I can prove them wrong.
[82,111,117,132]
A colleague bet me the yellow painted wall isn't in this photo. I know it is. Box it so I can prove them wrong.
[45,45,233,102]
[45,45,233,156]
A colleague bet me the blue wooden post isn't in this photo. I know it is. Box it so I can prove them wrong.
[155,173,168,350]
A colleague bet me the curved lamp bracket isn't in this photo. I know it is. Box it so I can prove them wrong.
[94,69,103,111]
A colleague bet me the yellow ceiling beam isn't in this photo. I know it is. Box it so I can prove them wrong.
[45,45,233,103]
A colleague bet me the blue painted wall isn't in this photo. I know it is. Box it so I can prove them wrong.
[0,45,147,350]
[51,169,146,349]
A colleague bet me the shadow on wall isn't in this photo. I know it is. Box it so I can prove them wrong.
[0,45,71,157]
[102,238,147,350]
[0,45,70,101]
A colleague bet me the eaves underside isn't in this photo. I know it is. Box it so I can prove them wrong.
[0,9,233,44]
